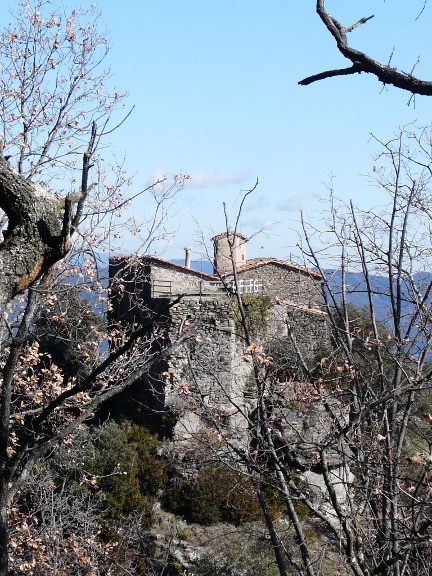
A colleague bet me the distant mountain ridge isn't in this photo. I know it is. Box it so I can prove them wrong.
[323,269,392,321]
[324,269,432,326]
[171,259,213,274]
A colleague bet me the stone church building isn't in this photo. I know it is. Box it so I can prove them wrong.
[109,232,330,441]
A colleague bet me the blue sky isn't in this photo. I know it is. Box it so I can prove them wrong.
[4,1,432,263]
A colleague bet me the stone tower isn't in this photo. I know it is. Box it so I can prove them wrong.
[212,231,248,276]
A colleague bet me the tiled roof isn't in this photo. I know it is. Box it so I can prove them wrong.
[236,257,322,279]
[212,231,248,242]
[111,254,321,280]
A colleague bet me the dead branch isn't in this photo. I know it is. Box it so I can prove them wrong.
[299,0,432,96]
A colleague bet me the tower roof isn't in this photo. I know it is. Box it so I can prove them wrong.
[211,231,248,242]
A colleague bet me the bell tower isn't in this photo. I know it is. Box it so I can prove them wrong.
[212,231,248,275]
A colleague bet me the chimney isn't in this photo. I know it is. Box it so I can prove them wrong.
[184,247,192,269]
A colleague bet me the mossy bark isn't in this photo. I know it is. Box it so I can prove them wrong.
[0,156,70,306]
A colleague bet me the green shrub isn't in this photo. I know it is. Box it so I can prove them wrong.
[86,422,168,526]
[163,482,191,517]
[234,294,271,338]
[171,562,185,575]
[175,529,188,541]
[164,464,268,526]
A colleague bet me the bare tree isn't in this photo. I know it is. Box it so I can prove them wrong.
[299,0,432,96]
[294,124,432,575]
[161,127,432,575]
[0,2,187,573]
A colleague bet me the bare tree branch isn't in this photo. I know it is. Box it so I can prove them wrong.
[299,0,432,96]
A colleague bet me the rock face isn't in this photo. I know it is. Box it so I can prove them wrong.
[272,383,353,529]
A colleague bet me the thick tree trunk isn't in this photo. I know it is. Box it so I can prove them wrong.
[0,490,8,576]
[0,162,70,572]
[0,156,70,306]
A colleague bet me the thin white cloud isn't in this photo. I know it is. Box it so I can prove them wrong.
[241,195,268,212]
[240,215,278,232]
[276,191,314,212]
[186,170,251,189]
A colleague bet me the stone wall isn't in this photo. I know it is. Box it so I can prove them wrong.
[269,303,331,358]
[109,257,217,325]
[150,261,214,297]
[238,262,322,309]
[161,296,250,443]
[153,294,331,447]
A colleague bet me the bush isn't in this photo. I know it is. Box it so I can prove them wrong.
[15,422,167,575]
[86,421,168,526]
[234,294,271,338]
[164,464,269,526]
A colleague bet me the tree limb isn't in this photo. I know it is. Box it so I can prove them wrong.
[299,0,432,96]
[0,158,70,305]
[299,63,363,86]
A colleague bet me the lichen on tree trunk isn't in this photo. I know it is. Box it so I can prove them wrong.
[0,156,71,306]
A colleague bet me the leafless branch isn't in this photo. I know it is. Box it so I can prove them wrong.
[299,0,432,96]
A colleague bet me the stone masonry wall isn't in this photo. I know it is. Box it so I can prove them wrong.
[157,293,331,447]
[270,303,331,359]
[150,262,213,297]
[238,262,322,309]
[161,296,251,444]
[109,257,331,445]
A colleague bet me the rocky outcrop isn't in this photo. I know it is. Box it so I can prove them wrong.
[273,383,353,529]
